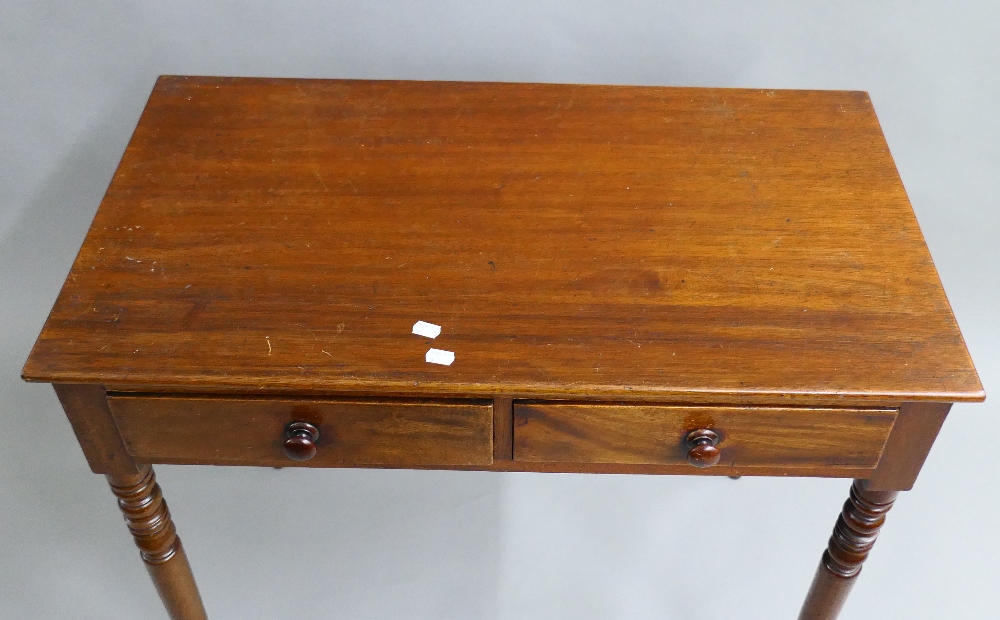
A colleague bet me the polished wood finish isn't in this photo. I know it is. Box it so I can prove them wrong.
[108,395,493,467]
[513,404,896,473]
[22,77,983,406]
[107,466,207,620]
[53,383,139,476]
[685,428,722,467]
[282,421,320,461]
[861,401,951,491]
[492,397,514,461]
[21,77,984,619]
[798,481,898,620]
[823,482,898,579]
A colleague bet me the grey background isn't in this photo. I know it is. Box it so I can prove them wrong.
[2,2,997,618]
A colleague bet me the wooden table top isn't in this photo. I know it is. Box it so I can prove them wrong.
[23,76,983,404]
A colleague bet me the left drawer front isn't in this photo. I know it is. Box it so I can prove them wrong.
[108,396,493,467]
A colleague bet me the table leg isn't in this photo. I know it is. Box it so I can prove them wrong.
[797,480,897,620]
[106,465,208,620]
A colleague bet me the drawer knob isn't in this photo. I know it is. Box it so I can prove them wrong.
[685,429,721,468]
[283,422,320,461]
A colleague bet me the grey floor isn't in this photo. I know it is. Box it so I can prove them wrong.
[2,2,998,619]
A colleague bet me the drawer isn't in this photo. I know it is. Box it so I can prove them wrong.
[513,403,896,471]
[108,395,494,467]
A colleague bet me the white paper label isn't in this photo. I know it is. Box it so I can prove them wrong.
[425,348,455,366]
[412,320,442,338]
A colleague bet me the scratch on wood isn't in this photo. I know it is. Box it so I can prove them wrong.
[298,324,318,339]
[265,336,272,355]
[313,170,329,191]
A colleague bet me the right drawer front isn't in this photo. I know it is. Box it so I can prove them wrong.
[513,404,896,470]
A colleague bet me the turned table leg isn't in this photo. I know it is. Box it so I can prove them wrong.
[798,480,898,620]
[107,465,208,620]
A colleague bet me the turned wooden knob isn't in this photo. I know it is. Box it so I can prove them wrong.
[283,422,319,461]
[685,428,720,467]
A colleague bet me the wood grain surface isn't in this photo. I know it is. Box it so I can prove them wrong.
[23,76,983,404]
[513,403,896,471]
[492,396,514,461]
[860,401,951,491]
[798,481,899,620]
[106,466,208,620]
[53,383,140,476]
[108,395,493,467]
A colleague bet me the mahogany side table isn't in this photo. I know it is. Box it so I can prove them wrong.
[23,76,984,620]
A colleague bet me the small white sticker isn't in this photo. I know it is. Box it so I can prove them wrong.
[412,321,442,339]
[425,348,455,366]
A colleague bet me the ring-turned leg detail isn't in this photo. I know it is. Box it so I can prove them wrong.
[823,481,897,578]
[108,465,179,564]
[798,480,898,620]
[107,465,208,620]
